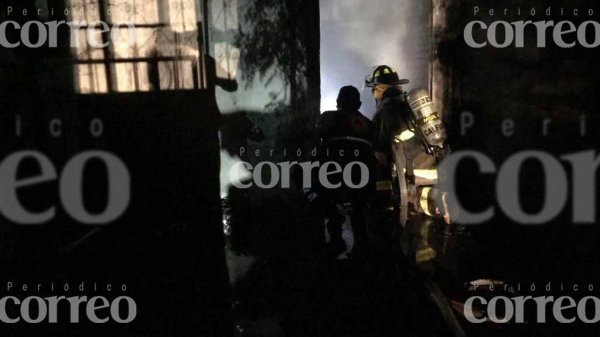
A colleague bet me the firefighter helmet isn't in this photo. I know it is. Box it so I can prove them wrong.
[364,65,409,88]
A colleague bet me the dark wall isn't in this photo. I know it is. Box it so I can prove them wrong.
[0,1,230,336]
[439,0,600,154]
[436,0,600,293]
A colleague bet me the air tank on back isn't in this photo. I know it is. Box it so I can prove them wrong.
[406,88,446,148]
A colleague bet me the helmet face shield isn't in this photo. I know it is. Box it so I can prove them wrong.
[363,73,375,89]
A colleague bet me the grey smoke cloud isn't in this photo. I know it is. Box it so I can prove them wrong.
[320,0,431,117]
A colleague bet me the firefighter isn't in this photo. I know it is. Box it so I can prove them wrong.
[365,65,448,228]
[313,85,374,257]
[365,65,412,166]
[316,86,372,140]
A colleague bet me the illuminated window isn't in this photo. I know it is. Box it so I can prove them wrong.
[211,0,237,31]
[210,0,239,81]
[69,0,207,93]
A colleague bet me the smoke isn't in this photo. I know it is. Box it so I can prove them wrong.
[320,0,432,118]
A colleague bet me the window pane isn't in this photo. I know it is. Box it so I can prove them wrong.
[155,28,199,57]
[70,0,207,93]
[75,64,108,93]
[169,0,198,32]
[175,60,195,89]
[113,62,152,92]
[112,27,157,58]
[69,0,102,22]
[214,42,239,79]
[135,62,153,91]
[159,60,195,90]
[108,0,159,24]
[73,29,106,60]
[211,0,238,31]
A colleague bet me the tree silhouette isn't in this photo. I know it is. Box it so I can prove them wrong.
[234,0,320,147]
[235,0,303,108]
